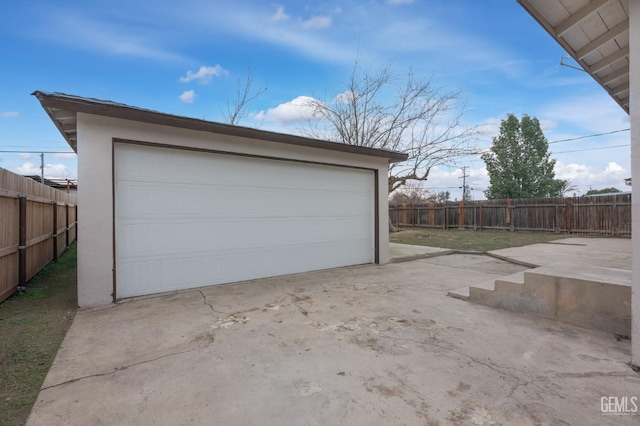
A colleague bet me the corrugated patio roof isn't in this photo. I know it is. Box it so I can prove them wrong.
[32,91,408,162]
[518,0,630,113]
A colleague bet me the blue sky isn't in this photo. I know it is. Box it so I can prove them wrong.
[0,0,631,200]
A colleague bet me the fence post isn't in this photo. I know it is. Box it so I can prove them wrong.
[473,205,477,231]
[458,201,465,229]
[66,203,70,247]
[445,204,449,229]
[401,203,407,227]
[566,199,573,234]
[18,195,27,291]
[428,202,435,227]
[506,199,512,231]
[52,201,58,262]
[416,206,420,227]
[479,205,483,231]
[612,196,618,236]
[555,204,559,233]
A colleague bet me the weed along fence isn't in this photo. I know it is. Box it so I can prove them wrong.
[390,194,631,236]
[0,168,77,302]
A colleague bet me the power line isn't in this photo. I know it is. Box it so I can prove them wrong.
[552,143,630,154]
[474,128,631,152]
[0,150,75,154]
[548,128,630,144]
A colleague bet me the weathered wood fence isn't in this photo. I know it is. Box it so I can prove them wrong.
[0,168,77,302]
[390,194,631,236]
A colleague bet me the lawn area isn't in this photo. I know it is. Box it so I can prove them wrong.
[0,243,77,426]
[390,228,574,252]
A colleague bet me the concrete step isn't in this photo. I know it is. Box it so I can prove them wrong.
[446,286,470,300]
[468,280,496,301]
[494,271,525,293]
[447,263,631,336]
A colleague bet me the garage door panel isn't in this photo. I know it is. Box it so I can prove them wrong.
[117,182,371,220]
[115,143,375,298]
[118,216,370,259]
[118,238,371,296]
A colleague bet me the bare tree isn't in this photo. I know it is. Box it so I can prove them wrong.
[305,60,478,193]
[221,68,267,126]
[389,181,432,205]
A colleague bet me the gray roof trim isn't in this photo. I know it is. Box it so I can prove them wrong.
[32,91,408,162]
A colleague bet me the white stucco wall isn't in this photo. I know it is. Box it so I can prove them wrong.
[629,0,639,368]
[76,113,392,308]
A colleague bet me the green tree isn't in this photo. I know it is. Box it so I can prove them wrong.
[482,114,562,199]
[436,191,451,203]
[585,187,621,195]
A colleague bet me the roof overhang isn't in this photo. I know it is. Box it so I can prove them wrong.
[32,91,408,162]
[518,0,630,113]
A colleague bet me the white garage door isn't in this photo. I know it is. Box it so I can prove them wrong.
[114,143,375,298]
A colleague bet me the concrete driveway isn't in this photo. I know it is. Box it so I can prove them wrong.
[29,239,638,425]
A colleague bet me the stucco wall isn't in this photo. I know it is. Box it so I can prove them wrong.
[76,113,392,308]
[629,0,639,368]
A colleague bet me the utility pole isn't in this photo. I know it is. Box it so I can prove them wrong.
[459,166,469,201]
[40,152,45,184]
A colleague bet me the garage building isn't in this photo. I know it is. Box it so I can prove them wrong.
[34,92,407,308]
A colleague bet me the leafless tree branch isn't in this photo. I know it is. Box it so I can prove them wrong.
[221,68,268,126]
[304,59,479,193]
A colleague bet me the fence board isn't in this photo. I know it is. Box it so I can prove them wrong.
[390,194,631,236]
[0,167,77,302]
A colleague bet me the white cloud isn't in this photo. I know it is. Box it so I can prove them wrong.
[604,161,625,174]
[19,153,32,160]
[332,91,356,104]
[387,0,415,4]
[179,90,196,103]
[52,152,77,159]
[254,96,321,123]
[13,162,75,179]
[298,15,332,29]
[180,65,227,84]
[539,119,557,131]
[421,165,489,200]
[477,117,556,137]
[271,6,289,21]
[477,118,501,136]
[35,8,188,63]
[2,111,19,118]
[164,3,357,64]
[554,160,628,194]
[539,93,629,134]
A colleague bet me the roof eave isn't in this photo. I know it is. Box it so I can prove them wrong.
[517,0,630,114]
[33,91,409,162]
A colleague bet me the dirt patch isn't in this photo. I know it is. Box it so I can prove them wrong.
[0,243,77,426]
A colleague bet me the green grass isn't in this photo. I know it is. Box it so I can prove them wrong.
[0,243,77,426]
[390,228,574,252]
[15,246,78,301]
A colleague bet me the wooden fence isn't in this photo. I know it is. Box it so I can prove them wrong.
[390,194,631,236]
[0,168,77,302]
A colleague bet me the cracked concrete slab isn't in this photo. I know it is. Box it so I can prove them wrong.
[28,244,638,425]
